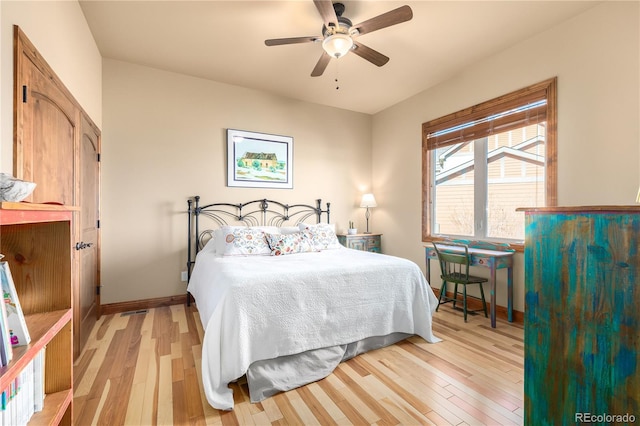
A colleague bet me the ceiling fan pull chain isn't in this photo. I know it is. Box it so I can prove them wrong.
[335,61,340,90]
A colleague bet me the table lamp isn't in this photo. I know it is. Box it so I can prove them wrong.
[360,193,377,234]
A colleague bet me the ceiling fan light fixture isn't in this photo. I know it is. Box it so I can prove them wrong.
[322,33,353,58]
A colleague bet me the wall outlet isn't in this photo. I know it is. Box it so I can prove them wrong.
[181,271,188,282]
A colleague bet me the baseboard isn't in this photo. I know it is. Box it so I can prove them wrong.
[432,287,524,324]
[100,294,188,316]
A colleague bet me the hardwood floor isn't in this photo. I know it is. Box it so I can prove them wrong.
[73,303,524,425]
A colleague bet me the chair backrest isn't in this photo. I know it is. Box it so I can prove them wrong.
[432,241,471,281]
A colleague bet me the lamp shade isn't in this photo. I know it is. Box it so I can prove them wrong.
[322,33,353,58]
[360,193,377,208]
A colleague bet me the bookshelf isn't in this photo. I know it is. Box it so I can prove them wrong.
[0,202,76,425]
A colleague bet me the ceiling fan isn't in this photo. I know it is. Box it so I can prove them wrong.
[265,0,413,77]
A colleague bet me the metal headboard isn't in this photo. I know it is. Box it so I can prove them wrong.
[186,195,331,304]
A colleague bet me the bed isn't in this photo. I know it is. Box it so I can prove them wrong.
[186,196,441,410]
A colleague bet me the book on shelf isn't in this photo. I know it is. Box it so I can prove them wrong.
[0,347,46,424]
[0,288,12,366]
[33,347,45,412]
[0,261,30,347]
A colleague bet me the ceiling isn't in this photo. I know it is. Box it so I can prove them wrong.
[79,0,599,115]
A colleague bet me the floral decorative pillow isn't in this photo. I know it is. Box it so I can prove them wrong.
[298,223,342,250]
[265,232,315,256]
[213,226,274,254]
[219,226,271,256]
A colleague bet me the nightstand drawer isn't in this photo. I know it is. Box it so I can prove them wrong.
[337,233,382,253]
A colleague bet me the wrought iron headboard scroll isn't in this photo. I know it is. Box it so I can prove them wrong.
[186,196,331,303]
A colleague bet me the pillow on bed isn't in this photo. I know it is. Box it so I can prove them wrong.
[265,232,315,256]
[213,229,225,254]
[212,226,280,255]
[201,234,218,254]
[278,226,301,235]
[298,223,342,250]
[218,226,272,256]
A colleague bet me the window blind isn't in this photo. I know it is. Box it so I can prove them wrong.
[423,85,549,150]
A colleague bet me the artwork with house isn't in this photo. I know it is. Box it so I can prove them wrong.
[227,129,293,189]
[238,152,279,171]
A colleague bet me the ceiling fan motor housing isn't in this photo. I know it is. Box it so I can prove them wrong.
[323,16,352,37]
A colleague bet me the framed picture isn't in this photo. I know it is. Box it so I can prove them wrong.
[227,129,293,189]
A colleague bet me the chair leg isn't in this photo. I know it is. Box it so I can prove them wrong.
[479,282,488,318]
[463,285,468,322]
[453,283,459,309]
[436,280,447,311]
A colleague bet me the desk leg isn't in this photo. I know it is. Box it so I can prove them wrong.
[508,265,513,323]
[490,266,497,328]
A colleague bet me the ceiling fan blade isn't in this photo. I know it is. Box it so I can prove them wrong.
[314,0,338,28]
[311,52,331,77]
[265,36,319,46]
[351,5,413,37]
[352,41,389,67]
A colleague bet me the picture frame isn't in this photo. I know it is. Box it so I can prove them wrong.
[227,129,293,189]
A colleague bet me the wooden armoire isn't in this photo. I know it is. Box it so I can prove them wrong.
[13,26,101,360]
[520,206,639,425]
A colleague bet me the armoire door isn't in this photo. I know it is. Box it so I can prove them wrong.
[76,113,101,359]
[14,27,77,205]
[14,26,101,360]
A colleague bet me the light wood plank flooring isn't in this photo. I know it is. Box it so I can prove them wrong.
[73,304,524,425]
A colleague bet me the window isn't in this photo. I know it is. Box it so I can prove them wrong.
[422,78,557,249]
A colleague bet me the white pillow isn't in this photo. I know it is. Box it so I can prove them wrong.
[218,226,272,256]
[214,228,226,254]
[200,234,218,254]
[278,226,301,235]
[298,223,342,250]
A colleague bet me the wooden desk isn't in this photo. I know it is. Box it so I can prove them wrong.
[424,243,514,328]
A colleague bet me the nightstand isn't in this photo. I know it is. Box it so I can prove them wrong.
[337,233,382,253]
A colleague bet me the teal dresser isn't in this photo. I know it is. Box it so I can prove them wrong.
[337,233,382,253]
[520,206,639,425]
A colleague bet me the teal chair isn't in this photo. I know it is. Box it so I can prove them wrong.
[433,241,488,322]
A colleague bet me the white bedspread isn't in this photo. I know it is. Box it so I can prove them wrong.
[188,247,441,410]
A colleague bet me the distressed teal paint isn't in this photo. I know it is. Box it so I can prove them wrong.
[523,210,639,426]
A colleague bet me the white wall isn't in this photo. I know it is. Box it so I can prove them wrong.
[372,1,640,313]
[101,59,372,304]
[0,0,102,172]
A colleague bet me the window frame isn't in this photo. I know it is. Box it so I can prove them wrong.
[422,78,557,252]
